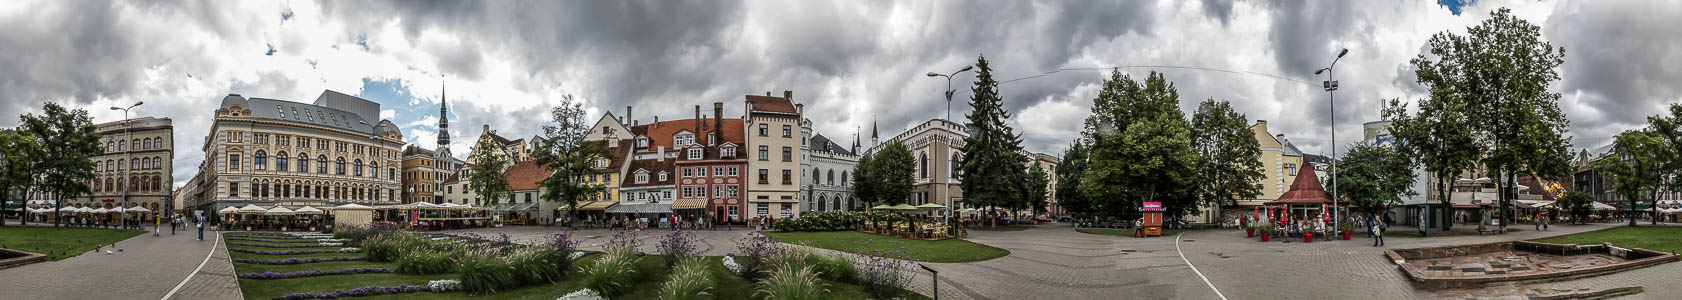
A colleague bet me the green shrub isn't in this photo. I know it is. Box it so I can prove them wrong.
[396,249,458,274]
[582,249,641,297]
[755,262,828,300]
[655,257,716,300]
[507,246,566,285]
[804,250,855,283]
[457,249,517,294]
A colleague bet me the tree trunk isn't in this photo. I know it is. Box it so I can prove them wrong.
[1438,176,1452,231]
[1650,188,1659,226]
[54,192,62,228]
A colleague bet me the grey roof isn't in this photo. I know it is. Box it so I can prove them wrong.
[219,92,396,135]
[1281,139,1304,156]
[810,134,853,156]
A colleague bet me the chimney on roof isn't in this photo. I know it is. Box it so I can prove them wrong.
[795,103,803,115]
[657,146,665,162]
[784,90,792,101]
[483,124,490,133]
[695,105,702,131]
[654,115,659,128]
[713,102,724,132]
[625,106,632,124]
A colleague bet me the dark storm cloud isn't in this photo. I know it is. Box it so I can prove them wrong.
[1201,0,1236,25]
[0,1,142,116]
[1546,0,1682,148]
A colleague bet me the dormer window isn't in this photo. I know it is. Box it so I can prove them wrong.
[674,133,694,147]
[658,171,668,182]
[722,146,736,159]
[688,148,702,160]
[637,137,649,148]
[635,171,649,183]
[709,132,718,145]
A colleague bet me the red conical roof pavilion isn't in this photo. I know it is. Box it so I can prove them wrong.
[1266,164,1332,205]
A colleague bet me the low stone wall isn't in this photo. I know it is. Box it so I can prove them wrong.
[1386,241,1680,289]
[0,248,48,269]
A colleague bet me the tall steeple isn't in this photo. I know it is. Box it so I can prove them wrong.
[870,116,879,148]
[852,126,860,154]
[436,80,451,149]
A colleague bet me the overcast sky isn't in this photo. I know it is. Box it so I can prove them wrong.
[3,0,1680,188]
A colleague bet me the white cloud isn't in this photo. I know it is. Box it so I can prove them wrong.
[380,109,394,120]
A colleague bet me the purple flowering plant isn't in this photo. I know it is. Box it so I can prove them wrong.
[238,267,394,280]
[850,238,912,299]
[232,256,365,265]
[227,242,338,249]
[228,248,350,255]
[656,229,701,267]
[733,231,785,278]
[270,284,433,300]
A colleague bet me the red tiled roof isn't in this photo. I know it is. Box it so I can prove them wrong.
[503,160,552,191]
[630,118,745,152]
[746,95,797,114]
[1267,165,1331,205]
[620,158,677,188]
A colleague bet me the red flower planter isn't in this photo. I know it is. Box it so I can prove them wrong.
[1260,235,1270,242]
[1342,232,1350,240]
[1247,230,1254,238]
[1304,233,1314,243]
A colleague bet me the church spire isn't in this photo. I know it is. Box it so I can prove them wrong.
[437,78,451,149]
[870,115,879,148]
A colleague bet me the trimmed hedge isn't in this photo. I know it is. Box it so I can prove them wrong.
[773,211,905,232]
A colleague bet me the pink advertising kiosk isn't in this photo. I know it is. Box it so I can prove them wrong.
[1139,201,1164,237]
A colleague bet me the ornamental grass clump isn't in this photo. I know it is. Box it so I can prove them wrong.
[732,231,785,279]
[657,229,701,268]
[396,249,458,275]
[803,250,855,283]
[754,263,828,300]
[583,234,643,298]
[550,231,582,270]
[654,257,715,300]
[455,249,517,294]
[506,245,566,285]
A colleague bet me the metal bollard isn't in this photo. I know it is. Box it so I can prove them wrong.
[920,263,939,300]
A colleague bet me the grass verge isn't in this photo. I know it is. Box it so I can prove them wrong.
[0,226,143,261]
[763,231,1010,263]
[1529,226,1682,253]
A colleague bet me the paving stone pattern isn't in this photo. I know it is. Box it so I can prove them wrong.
[0,225,239,300]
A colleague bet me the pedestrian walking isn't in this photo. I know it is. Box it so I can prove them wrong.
[196,215,205,241]
[1372,218,1385,247]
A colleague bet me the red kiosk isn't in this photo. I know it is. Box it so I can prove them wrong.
[1138,201,1164,237]
[1263,163,1338,241]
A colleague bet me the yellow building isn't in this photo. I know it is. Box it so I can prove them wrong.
[77,117,174,212]
[401,146,437,203]
[1188,120,1306,224]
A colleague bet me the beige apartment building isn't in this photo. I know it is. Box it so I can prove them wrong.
[187,91,405,215]
[744,91,804,219]
[74,117,174,213]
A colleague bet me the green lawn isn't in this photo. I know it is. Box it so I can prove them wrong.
[1075,228,1182,238]
[0,226,143,260]
[763,231,1011,263]
[1530,226,1682,253]
[231,234,929,300]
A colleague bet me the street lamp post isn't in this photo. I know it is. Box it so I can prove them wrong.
[927,65,973,231]
[111,101,143,231]
[1315,48,1346,237]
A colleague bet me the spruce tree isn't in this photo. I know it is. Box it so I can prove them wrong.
[959,55,1030,223]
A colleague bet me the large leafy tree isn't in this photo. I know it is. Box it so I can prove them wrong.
[1022,162,1050,218]
[1080,71,1198,220]
[1592,131,1667,227]
[1054,141,1091,218]
[872,140,915,205]
[1413,7,1572,231]
[958,55,1030,219]
[1638,103,1682,225]
[467,133,512,208]
[532,96,613,229]
[1190,99,1264,222]
[851,152,878,206]
[1335,143,1418,215]
[0,130,39,226]
[1554,190,1594,225]
[20,103,103,227]
[1382,97,1478,230]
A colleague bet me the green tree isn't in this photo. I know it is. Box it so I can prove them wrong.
[1335,143,1418,216]
[1592,131,1667,227]
[1554,190,1595,225]
[19,103,103,227]
[1022,162,1050,218]
[467,134,512,210]
[958,54,1030,221]
[532,96,613,229]
[0,130,39,226]
[1637,103,1682,225]
[1054,141,1091,218]
[1190,99,1264,223]
[1412,7,1572,231]
[1080,71,1198,220]
[851,152,878,207]
[1382,97,1478,230]
[873,140,915,205]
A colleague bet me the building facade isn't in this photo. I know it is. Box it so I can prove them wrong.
[74,117,174,213]
[190,92,405,215]
[1031,153,1061,216]
[867,118,967,212]
[799,119,859,212]
[744,92,804,219]
[401,146,438,203]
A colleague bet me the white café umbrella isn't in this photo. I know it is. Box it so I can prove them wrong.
[128,206,150,213]
[294,206,324,215]
[237,204,266,214]
[92,207,109,214]
[219,206,239,214]
[265,207,296,216]
[109,206,125,214]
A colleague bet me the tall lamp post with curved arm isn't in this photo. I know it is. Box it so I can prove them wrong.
[111,101,143,230]
[927,65,973,230]
[1314,48,1347,237]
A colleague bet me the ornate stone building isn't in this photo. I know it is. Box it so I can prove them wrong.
[74,117,174,212]
[189,91,404,215]
[744,91,804,219]
[799,118,859,212]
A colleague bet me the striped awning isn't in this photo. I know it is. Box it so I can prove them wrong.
[581,200,616,211]
[671,198,707,210]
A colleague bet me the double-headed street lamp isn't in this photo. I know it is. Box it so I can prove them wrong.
[927,65,973,229]
[1314,48,1347,237]
[111,101,144,231]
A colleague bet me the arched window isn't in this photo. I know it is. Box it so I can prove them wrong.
[919,152,929,178]
[370,162,379,178]
[152,175,161,191]
[336,157,346,175]
[812,168,821,185]
[951,153,960,178]
[254,150,267,170]
[841,171,848,186]
[297,153,308,173]
[141,157,150,170]
[827,170,834,186]
[154,156,162,169]
[354,159,364,176]
[106,141,113,152]
[131,139,139,150]
[107,159,114,171]
[104,178,113,192]
[129,176,138,191]
[95,161,102,173]
[276,151,288,171]
[142,138,150,149]
[131,158,139,170]
[317,156,328,173]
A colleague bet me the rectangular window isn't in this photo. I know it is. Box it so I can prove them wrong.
[758,169,769,184]
[729,167,738,176]
[688,148,702,160]
[781,203,793,217]
[782,125,792,138]
[636,173,648,183]
[682,168,692,178]
[782,147,792,161]
[229,182,239,197]
[757,204,769,216]
[782,169,792,184]
[713,167,724,177]
[729,206,739,220]
[697,167,707,177]
[758,146,768,161]
[728,186,739,198]
[722,147,736,158]
[229,154,240,170]
[663,191,672,201]
[758,124,768,136]
[682,187,692,198]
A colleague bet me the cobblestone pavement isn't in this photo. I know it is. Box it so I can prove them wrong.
[1178,222,1682,300]
[170,231,243,300]
[0,225,240,300]
[918,223,1221,300]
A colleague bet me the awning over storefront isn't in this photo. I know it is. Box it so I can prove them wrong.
[557,201,596,211]
[605,203,673,214]
[494,202,539,212]
[581,200,615,211]
[671,198,707,210]
[1451,204,1483,209]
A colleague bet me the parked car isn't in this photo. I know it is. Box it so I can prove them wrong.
[1033,217,1053,223]
[1056,216,1074,223]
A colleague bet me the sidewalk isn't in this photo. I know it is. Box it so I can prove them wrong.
[0,225,240,300]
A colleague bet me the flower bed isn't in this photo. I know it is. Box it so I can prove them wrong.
[272,284,437,300]
[238,267,394,280]
[233,257,365,265]
[228,242,343,249]
[229,248,359,255]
